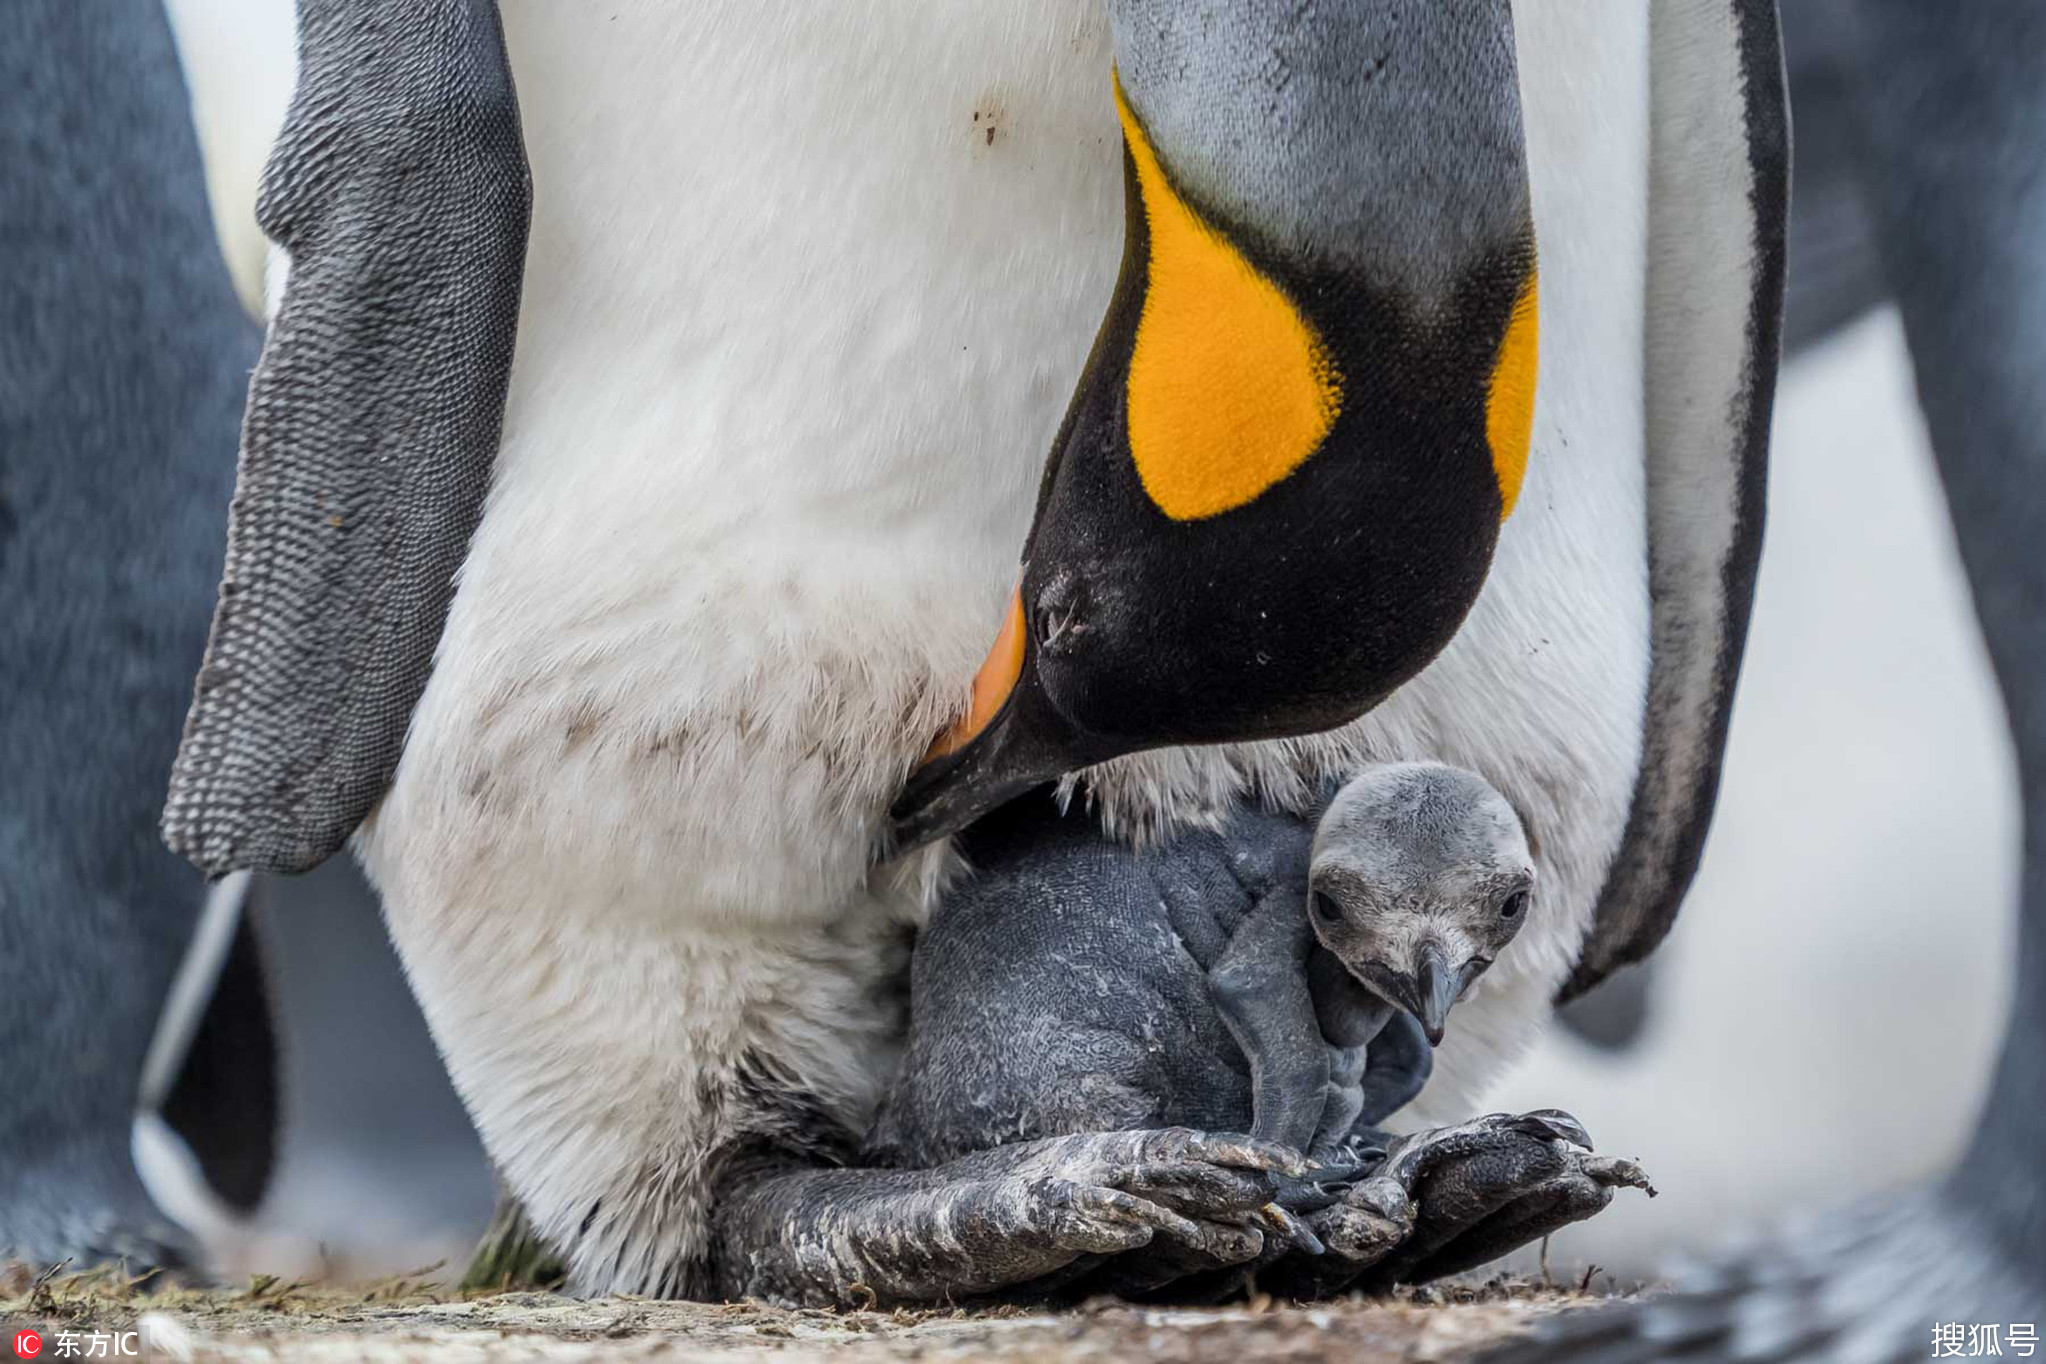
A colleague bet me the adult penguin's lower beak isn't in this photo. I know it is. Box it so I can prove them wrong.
[886,590,1093,855]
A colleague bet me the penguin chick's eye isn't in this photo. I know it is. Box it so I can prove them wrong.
[1313,891,1344,923]
[1500,890,1529,920]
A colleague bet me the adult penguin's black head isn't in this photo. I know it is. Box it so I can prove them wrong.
[892,3,1537,853]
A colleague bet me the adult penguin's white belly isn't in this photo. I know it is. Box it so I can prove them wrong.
[359,0,1121,1285]
[1077,3,1654,1123]
[357,0,1650,1283]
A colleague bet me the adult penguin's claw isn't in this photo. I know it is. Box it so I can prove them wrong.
[1259,1202,1327,1257]
[1256,1110,1649,1300]
[1505,1109,1594,1151]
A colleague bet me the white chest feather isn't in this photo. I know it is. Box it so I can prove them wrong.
[362,0,1119,1286]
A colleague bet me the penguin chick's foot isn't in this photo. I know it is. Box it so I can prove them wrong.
[1263,1109,1652,1299]
[712,1127,1306,1306]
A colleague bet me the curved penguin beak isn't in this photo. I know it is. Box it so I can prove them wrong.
[1416,943,1461,1047]
[886,589,1096,855]
[1384,941,1467,1048]
[887,684,1077,856]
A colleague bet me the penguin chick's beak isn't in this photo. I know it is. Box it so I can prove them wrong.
[1395,942,1470,1048]
[886,590,1089,855]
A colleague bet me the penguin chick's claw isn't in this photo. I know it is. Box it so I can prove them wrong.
[1271,1147,1383,1215]
[711,1127,1300,1305]
[1303,1153,1381,1185]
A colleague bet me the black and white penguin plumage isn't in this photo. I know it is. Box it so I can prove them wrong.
[157,0,1784,1298]
[0,0,278,1270]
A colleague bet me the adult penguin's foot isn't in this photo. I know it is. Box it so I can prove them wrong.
[1262,1111,1652,1299]
[712,1127,1305,1306]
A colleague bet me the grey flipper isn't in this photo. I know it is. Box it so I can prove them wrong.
[1555,0,1913,1050]
[1,0,265,1269]
[1304,948,1399,1152]
[1490,3,2046,1359]
[1210,895,1327,1156]
[161,0,530,878]
[1563,0,1789,1001]
[1354,1009,1431,1130]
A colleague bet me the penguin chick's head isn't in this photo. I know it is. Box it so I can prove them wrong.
[888,20,1537,854]
[1307,762,1534,1047]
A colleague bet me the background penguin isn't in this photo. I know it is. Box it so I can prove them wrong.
[0,0,279,1271]
[156,0,1781,1302]
[1487,1,2046,1358]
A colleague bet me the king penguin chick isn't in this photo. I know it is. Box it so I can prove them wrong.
[1210,763,1538,1162]
[866,765,1647,1300]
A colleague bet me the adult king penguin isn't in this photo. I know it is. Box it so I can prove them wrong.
[164,1,1784,1301]
[2,0,278,1270]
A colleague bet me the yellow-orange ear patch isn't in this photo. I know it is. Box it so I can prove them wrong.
[1485,270,1538,519]
[922,588,1026,764]
[1116,78,1342,522]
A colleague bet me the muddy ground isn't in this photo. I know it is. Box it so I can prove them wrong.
[2,1263,1641,1363]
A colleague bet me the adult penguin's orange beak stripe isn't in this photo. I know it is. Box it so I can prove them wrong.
[921,588,1026,763]
[890,8,1538,856]
[893,603,1091,854]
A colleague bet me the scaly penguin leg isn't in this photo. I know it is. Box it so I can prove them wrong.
[1263,1112,1651,1299]
[709,1128,1303,1306]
